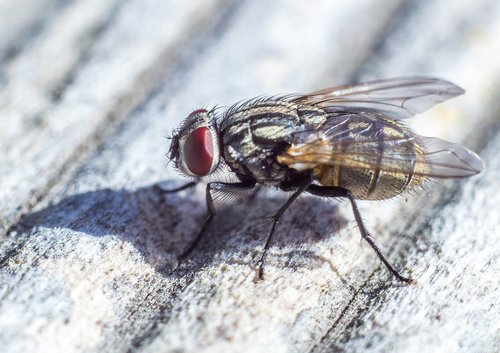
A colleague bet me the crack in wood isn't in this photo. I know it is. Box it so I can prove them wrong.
[310,273,376,353]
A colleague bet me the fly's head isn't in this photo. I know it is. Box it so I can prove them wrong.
[169,108,220,178]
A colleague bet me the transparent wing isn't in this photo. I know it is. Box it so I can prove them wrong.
[291,77,464,120]
[277,114,483,178]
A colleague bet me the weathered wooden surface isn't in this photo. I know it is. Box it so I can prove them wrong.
[0,1,499,352]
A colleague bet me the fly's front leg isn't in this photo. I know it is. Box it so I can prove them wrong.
[178,180,256,262]
[154,181,198,205]
[154,181,197,194]
[306,184,413,283]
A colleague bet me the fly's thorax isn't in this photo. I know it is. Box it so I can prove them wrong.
[170,109,221,178]
[220,99,311,184]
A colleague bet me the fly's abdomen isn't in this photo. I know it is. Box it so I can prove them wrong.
[311,119,429,200]
[314,165,425,200]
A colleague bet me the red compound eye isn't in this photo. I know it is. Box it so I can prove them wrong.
[183,127,214,176]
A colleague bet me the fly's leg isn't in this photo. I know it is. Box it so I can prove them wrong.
[154,181,197,205]
[178,180,256,262]
[306,185,413,284]
[256,177,313,280]
[154,181,197,194]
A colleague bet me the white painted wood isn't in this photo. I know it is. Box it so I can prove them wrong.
[0,0,498,352]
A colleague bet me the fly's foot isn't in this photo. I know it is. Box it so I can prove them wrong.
[253,248,270,282]
[253,264,265,283]
[392,271,415,284]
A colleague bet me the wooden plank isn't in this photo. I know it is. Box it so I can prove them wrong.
[1,1,499,353]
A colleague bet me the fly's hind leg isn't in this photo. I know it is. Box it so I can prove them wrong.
[178,180,256,263]
[306,185,413,283]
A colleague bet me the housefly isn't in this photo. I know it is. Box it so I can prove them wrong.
[166,77,484,283]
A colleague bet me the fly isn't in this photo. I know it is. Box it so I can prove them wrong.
[166,77,484,283]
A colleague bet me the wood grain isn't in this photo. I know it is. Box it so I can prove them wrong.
[0,0,498,352]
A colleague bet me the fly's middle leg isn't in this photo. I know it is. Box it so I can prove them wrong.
[306,184,413,283]
[178,180,256,263]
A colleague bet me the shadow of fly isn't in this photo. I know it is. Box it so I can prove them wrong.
[164,77,484,283]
